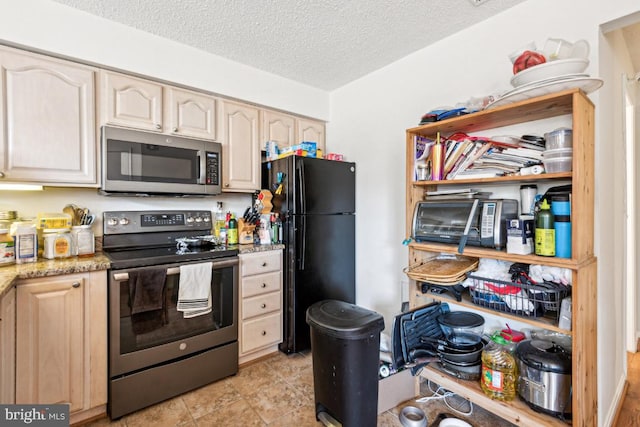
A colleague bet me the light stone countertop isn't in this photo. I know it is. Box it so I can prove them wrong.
[0,253,111,298]
[0,244,284,298]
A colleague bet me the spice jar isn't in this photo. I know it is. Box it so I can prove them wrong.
[71,225,95,257]
[43,229,72,259]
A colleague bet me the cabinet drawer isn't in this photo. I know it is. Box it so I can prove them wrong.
[241,271,281,298]
[242,291,281,320]
[241,312,282,354]
[241,251,282,276]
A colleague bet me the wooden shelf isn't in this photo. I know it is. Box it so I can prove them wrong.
[405,89,597,426]
[411,287,571,335]
[412,172,572,186]
[408,242,586,269]
[419,365,569,427]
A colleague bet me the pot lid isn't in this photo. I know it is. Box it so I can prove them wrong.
[515,339,572,374]
[437,311,484,329]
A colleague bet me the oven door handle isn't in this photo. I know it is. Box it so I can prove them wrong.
[112,257,238,281]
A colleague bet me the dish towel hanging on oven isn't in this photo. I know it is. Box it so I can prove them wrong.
[177,262,213,318]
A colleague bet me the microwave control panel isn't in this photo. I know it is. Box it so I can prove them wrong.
[206,152,219,185]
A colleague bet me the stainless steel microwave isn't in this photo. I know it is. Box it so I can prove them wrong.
[100,126,221,196]
[411,199,518,250]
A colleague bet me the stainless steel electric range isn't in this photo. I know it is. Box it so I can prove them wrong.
[102,210,239,419]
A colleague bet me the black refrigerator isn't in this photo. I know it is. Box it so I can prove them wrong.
[264,156,356,353]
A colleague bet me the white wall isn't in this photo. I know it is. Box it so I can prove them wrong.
[329,1,638,425]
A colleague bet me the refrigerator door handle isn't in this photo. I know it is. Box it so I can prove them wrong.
[296,160,306,214]
[299,215,306,270]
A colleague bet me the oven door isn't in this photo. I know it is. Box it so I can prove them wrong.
[108,256,238,377]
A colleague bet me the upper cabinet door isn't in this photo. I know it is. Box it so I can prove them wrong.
[221,100,260,192]
[100,71,163,132]
[261,110,296,150]
[0,46,97,185]
[296,118,326,154]
[165,87,217,140]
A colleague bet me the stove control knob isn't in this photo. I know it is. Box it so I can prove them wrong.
[119,218,129,226]
[186,216,194,223]
[203,216,210,223]
[107,218,118,226]
[195,216,202,223]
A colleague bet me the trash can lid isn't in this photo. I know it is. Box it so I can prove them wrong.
[306,299,385,340]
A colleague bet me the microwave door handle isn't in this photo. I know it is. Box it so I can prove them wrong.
[458,199,479,254]
[196,150,207,184]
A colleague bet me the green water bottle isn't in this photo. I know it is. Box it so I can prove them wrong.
[535,199,555,256]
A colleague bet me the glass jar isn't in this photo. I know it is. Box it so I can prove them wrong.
[42,228,72,259]
[71,225,95,257]
[480,332,518,401]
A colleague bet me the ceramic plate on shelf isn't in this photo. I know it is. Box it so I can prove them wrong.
[500,73,590,98]
[511,58,589,87]
[485,77,603,110]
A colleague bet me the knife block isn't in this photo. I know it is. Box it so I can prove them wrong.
[238,219,256,244]
[259,189,273,213]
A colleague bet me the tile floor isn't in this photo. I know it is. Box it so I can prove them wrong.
[83,350,515,427]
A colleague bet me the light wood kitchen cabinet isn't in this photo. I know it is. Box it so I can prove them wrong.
[99,71,163,132]
[15,271,107,425]
[238,250,283,364]
[165,86,217,140]
[0,286,15,404]
[297,117,326,153]
[0,46,97,186]
[405,89,596,426]
[220,100,261,192]
[100,71,218,140]
[261,109,296,150]
[261,109,326,153]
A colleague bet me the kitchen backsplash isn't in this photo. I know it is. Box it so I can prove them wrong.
[0,187,252,236]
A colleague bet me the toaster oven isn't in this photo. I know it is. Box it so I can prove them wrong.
[411,199,518,250]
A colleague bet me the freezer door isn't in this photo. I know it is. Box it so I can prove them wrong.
[280,213,355,353]
[266,157,355,216]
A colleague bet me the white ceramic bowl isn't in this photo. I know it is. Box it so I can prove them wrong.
[511,58,589,87]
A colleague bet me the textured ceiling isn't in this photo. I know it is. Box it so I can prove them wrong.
[51,0,526,90]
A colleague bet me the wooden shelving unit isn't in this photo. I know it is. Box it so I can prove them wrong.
[405,88,597,426]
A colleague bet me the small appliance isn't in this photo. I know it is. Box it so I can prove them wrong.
[101,126,221,196]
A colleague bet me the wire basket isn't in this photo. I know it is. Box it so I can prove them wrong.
[467,274,570,321]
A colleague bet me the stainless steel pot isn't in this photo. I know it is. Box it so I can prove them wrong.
[515,339,572,418]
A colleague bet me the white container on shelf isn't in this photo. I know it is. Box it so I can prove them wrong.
[543,156,573,173]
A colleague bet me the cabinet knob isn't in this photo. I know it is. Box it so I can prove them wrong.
[261,331,267,336]
[261,283,267,288]
[261,303,267,309]
[0,171,4,178]
[262,262,267,267]
[225,183,230,187]
[72,282,81,288]
[173,127,178,132]
[155,124,161,130]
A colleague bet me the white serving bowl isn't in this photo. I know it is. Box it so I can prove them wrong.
[511,58,589,87]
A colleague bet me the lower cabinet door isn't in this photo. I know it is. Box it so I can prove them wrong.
[16,275,85,412]
[240,312,282,354]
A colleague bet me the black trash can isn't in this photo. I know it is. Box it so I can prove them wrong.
[306,299,385,427]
